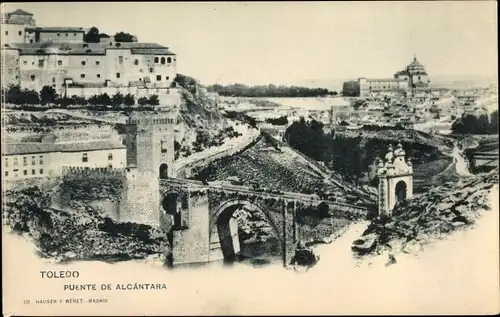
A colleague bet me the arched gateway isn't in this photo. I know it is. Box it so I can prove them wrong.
[377,142,414,217]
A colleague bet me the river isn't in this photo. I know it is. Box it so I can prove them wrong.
[3,185,498,314]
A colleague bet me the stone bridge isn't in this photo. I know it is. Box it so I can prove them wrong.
[159,178,369,267]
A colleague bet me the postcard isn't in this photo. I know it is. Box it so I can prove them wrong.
[1,1,499,315]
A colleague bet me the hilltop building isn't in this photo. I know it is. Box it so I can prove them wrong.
[342,56,431,97]
[1,9,178,104]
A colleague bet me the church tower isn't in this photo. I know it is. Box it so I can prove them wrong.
[377,142,414,217]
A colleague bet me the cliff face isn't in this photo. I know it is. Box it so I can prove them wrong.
[174,75,230,146]
[3,181,169,263]
[352,168,499,258]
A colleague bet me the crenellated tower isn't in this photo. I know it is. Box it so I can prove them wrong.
[119,112,177,227]
[377,142,413,217]
[124,113,176,178]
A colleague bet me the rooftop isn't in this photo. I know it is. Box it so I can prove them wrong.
[37,26,86,33]
[9,9,34,16]
[2,139,126,155]
[365,78,408,82]
[8,41,175,56]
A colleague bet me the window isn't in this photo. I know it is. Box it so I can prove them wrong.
[5,158,8,167]
[161,141,168,153]
[139,69,143,73]
[4,171,8,177]
[165,76,169,80]
[160,57,165,64]
[39,155,43,165]
[82,153,88,162]
[5,31,8,35]
[31,156,36,165]
[96,61,100,65]
[116,73,120,78]
[52,77,56,83]
[57,60,62,66]
[13,158,18,165]
[156,75,161,81]
[134,59,139,65]
[97,74,101,78]
[18,31,22,36]
[65,33,68,37]
[108,163,113,168]
[108,153,113,160]
[118,56,123,64]
[23,157,27,166]
[167,57,172,63]
[149,68,153,73]
[74,33,77,36]
[154,57,159,63]
[83,44,88,48]
[30,75,35,81]
[40,169,44,175]
[32,169,35,175]
[23,170,27,176]
[23,60,27,65]
[57,33,60,36]
[80,74,85,78]
[81,61,86,66]
[38,60,44,67]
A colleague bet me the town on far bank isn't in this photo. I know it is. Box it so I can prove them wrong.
[1,8,498,270]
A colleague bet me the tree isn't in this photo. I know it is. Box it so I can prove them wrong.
[123,93,135,106]
[332,91,338,96]
[22,88,40,105]
[114,32,135,42]
[39,86,58,105]
[84,27,100,43]
[5,85,23,104]
[100,93,112,106]
[148,95,159,105]
[111,92,124,107]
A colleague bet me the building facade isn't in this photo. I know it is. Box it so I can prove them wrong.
[1,9,177,101]
[2,140,127,180]
[342,56,431,97]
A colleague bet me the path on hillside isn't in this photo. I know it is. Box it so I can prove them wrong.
[452,144,473,177]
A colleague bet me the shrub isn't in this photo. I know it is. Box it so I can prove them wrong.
[40,86,58,105]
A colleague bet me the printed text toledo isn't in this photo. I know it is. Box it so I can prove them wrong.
[40,270,168,291]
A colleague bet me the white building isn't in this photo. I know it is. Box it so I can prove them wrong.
[1,8,178,101]
[2,139,127,180]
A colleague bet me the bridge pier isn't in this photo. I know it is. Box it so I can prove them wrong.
[282,200,298,267]
[170,189,211,266]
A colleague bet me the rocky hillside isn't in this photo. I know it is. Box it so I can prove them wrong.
[2,184,169,263]
[193,135,376,207]
[352,168,499,258]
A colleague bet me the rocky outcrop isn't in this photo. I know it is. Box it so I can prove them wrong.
[352,168,498,258]
[2,185,169,263]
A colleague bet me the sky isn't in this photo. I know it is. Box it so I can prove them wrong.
[3,2,498,87]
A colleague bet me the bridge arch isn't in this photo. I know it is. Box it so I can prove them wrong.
[209,199,283,260]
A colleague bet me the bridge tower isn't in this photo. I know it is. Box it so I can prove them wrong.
[376,142,413,217]
[124,113,176,178]
[120,113,176,227]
